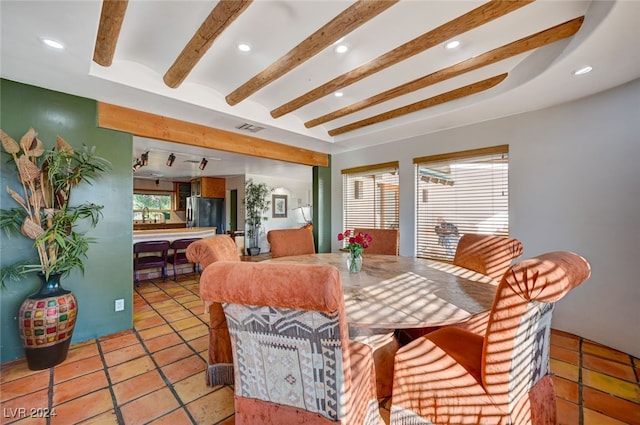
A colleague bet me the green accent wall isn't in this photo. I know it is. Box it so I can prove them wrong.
[313,156,331,253]
[0,79,134,363]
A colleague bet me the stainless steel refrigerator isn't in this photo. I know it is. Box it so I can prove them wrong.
[186,197,225,233]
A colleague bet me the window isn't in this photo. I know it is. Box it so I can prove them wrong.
[414,145,509,261]
[133,192,172,222]
[342,161,399,233]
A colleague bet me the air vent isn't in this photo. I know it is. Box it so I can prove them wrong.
[236,123,265,133]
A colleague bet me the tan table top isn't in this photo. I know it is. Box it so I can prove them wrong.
[266,253,497,329]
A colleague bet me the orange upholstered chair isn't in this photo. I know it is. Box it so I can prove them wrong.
[201,261,383,425]
[354,228,399,255]
[397,234,524,343]
[453,233,524,281]
[267,228,316,258]
[390,251,591,425]
[186,235,239,386]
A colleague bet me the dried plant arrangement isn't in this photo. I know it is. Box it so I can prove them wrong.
[0,128,111,286]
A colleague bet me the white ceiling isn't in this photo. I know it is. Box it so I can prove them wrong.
[2,0,639,181]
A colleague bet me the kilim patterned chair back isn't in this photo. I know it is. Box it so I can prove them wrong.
[390,251,591,425]
[267,228,316,258]
[201,261,383,425]
[168,238,201,280]
[133,240,170,285]
[453,233,524,281]
[354,228,399,255]
[186,235,240,386]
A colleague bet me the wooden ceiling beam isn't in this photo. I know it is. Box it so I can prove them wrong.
[308,16,584,129]
[97,102,328,167]
[164,0,253,89]
[93,0,129,67]
[271,0,533,119]
[225,0,398,106]
[328,73,508,136]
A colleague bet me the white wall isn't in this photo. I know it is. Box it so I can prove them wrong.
[332,78,640,358]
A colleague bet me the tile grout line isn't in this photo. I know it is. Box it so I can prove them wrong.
[139,275,238,425]
[132,277,207,424]
[47,367,53,425]
[578,336,584,425]
[147,275,238,425]
[95,338,126,424]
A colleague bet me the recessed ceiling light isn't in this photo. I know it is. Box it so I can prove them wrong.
[573,66,593,76]
[445,40,460,50]
[42,38,64,50]
[237,43,251,52]
[334,92,344,97]
[335,44,348,54]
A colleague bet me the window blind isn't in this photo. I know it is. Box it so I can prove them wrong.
[342,161,399,233]
[414,145,509,261]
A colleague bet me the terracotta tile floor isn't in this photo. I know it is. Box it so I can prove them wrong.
[1,273,639,424]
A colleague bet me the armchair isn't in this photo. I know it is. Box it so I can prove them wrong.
[186,235,239,386]
[453,233,524,281]
[390,251,591,425]
[353,228,399,255]
[201,261,383,425]
[267,228,316,258]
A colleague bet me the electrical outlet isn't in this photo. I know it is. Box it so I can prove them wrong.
[115,299,125,312]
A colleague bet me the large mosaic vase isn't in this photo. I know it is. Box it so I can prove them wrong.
[18,273,78,370]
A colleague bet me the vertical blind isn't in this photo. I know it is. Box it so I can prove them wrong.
[342,161,399,234]
[414,145,509,261]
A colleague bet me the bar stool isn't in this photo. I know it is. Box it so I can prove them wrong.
[133,240,170,285]
[168,238,201,280]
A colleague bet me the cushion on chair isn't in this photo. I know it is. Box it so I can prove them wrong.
[267,228,316,258]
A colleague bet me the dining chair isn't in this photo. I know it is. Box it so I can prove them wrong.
[167,237,201,280]
[354,228,399,255]
[133,240,170,285]
[453,233,524,281]
[397,232,523,344]
[390,251,591,425]
[186,235,240,386]
[267,228,316,258]
[200,261,383,425]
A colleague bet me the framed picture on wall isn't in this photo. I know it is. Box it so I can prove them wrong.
[272,194,288,218]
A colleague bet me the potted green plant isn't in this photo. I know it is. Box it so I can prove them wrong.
[0,128,110,370]
[243,179,272,256]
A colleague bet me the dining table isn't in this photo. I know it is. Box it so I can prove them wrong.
[265,253,498,329]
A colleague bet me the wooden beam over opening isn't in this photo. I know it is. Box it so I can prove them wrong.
[97,102,328,167]
[93,0,129,67]
[271,0,532,119]
[328,73,508,136]
[308,16,584,128]
[164,0,253,88]
[225,0,398,106]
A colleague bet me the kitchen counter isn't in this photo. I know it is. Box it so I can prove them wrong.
[133,222,187,231]
[133,227,217,243]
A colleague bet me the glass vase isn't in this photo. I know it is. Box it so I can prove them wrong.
[346,253,363,273]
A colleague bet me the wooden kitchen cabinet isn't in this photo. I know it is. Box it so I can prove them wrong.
[174,182,191,211]
[191,177,225,198]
